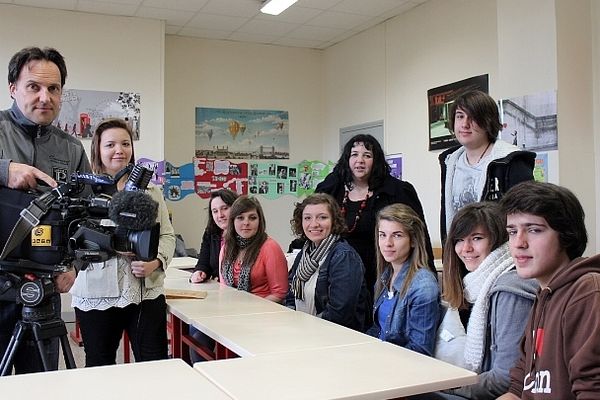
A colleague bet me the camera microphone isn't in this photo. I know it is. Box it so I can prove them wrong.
[124,164,153,192]
[108,191,158,231]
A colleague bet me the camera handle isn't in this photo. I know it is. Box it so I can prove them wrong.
[0,184,69,262]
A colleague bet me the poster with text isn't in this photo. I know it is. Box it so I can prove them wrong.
[194,158,248,198]
[195,107,289,160]
[56,89,140,140]
[428,75,489,151]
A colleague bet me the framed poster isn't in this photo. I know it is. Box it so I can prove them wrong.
[427,75,488,151]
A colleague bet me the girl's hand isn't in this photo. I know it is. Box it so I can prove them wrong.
[190,270,207,283]
[131,259,161,278]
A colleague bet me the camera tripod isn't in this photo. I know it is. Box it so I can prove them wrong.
[0,295,77,375]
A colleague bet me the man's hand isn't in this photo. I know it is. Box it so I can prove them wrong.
[8,162,56,190]
[54,269,76,293]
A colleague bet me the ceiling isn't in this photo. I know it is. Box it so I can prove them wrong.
[1,0,427,49]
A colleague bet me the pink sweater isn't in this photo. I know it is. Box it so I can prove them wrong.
[220,237,288,301]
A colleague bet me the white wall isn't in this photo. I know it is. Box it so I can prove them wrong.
[322,0,566,250]
[164,36,323,250]
[0,4,165,163]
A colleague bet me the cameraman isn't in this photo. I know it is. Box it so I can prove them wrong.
[0,47,91,373]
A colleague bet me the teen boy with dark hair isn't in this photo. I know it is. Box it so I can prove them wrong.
[497,181,600,399]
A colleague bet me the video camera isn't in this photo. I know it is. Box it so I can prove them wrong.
[0,164,160,306]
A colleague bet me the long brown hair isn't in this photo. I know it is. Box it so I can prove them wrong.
[443,202,507,309]
[90,118,135,174]
[374,204,429,298]
[222,196,268,270]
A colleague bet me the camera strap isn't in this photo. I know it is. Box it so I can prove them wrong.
[0,189,61,261]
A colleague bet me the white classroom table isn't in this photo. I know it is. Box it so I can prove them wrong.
[195,341,477,400]
[191,310,377,357]
[167,285,290,324]
[0,359,231,400]
[165,283,290,360]
[168,256,198,269]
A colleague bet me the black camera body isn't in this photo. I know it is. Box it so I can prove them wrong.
[0,165,160,305]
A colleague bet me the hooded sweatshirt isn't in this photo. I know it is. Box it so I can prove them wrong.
[508,254,600,399]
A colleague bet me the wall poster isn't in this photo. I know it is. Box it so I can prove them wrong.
[427,74,489,151]
[195,107,289,160]
[55,89,140,140]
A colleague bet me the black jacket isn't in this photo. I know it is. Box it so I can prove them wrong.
[315,173,436,279]
[439,144,536,243]
[194,230,221,279]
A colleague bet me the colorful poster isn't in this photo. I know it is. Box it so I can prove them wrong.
[385,153,403,180]
[194,158,248,198]
[164,162,195,201]
[296,160,335,197]
[195,107,289,159]
[137,158,165,185]
[162,159,334,201]
[55,89,140,140]
[533,153,549,182]
[427,75,489,151]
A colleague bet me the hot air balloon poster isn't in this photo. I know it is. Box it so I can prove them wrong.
[195,107,289,160]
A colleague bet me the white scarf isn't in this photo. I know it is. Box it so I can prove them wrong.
[462,243,514,372]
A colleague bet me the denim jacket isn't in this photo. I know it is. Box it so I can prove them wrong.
[286,240,370,331]
[367,263,440,355]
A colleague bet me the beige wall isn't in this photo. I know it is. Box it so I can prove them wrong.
[2,0,599,255]
[0,4,165,162]
[321,0,576,250]
[164,36,323,250]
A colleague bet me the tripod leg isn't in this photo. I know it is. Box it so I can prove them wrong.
[0,322,26,376]
[59,334,76,369]
[34,336,52,371]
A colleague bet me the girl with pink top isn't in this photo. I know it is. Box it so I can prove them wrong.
[220,196,288,302]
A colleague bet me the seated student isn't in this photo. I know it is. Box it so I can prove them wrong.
[497,181,600,400]
[220,195,288,302]
[191,189,238,283]
[188,189,238,363]
[429,203,537,400]
[366,204,440,356]
[286,193,369,331]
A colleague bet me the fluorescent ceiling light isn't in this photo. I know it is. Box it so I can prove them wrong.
[260,0,298,16]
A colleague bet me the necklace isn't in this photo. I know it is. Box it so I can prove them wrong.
[340,187,371,233]
[466,141,492,165]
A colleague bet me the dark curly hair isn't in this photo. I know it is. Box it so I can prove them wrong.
[290,193,347,239]
[8,47,67,87]
[333,134,391,189]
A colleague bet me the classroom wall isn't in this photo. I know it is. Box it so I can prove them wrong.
[321,0,596,251]
[164,36,323,250]
[0,4,165,163]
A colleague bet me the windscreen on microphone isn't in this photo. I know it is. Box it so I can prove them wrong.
[108,190,158,231]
